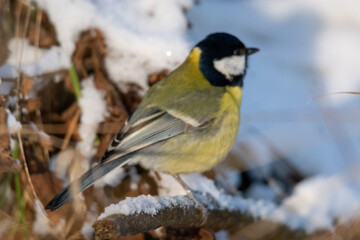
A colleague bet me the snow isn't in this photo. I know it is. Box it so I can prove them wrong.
[129,167,141,190]
[32,199,65,236]
[5,109,21,134]
[77,77,108,161]
[51,148,77,186]
[273,173,360,232]
[149,171,187,196]
[32,200,51,236]
[98,173,277,222]
[34,0,192,90]
[246,183,278,202]
[81,203,98,238]
[181,173,277,217]
[94,164,127,188]
[99,172,360,234]
[0,38,70,79]
[0,38,70,95]
[98,194,194,219]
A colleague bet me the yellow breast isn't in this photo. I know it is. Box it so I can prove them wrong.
[147,86,242,174]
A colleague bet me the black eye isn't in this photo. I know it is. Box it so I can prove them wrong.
[234,49,244,55]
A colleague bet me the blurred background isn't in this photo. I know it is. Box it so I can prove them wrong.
[1,0,360,239]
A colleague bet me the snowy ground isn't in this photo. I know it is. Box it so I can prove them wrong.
[2,0,360,235]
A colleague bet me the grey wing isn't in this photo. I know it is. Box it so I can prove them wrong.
[101,109,188,163]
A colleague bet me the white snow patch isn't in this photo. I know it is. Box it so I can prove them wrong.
[96,165,141,189]
[5,109,21,134]
[77,76,108,160]
[98,194,194,219]
[32,199,65,236]
[52,147,90,188]
[273,173,360,232]
[182,173,276,217]
[0,38,70,79]
[95,164,127,188]
[149,171,187,196]
[33,0,192,89]
[99,172,360,233]
[129,167,141,191]
[81,203,98,238]
[246,183,278,202]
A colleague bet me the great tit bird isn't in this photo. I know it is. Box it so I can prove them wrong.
[46,32,259,211]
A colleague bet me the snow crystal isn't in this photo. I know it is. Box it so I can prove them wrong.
[182,173,277,217]
[98,194,193,220]
[98,173,277,222]
[98,170,360,233]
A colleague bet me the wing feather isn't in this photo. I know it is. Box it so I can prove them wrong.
[101,110,187,163]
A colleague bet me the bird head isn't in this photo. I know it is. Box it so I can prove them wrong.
[195,32,259,87]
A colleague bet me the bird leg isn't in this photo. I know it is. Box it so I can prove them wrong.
[172,174,208,225]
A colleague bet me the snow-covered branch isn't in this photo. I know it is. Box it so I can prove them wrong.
[93,193,257,238]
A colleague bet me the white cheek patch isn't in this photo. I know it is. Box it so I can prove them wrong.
[213,55,246,81]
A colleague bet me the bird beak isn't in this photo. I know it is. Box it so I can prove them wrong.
[246,48,259,56]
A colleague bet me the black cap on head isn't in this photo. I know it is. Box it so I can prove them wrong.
[196,32,246,59]
[195,32,258,87]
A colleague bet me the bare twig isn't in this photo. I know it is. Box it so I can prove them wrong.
[34,8,42,61]
[61,108,81,150]
[309,91,360,103]
[17,131,48,216]
[1,69,68,82]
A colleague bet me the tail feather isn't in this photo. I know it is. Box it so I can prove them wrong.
[46,154,133,211]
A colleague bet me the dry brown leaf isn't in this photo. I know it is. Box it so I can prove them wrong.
[24,98,40,113]
[122,83,143,113]
[114,234,145,240]
[27,10,58,48]
[148,69,169,86]
[198,228,215,240]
